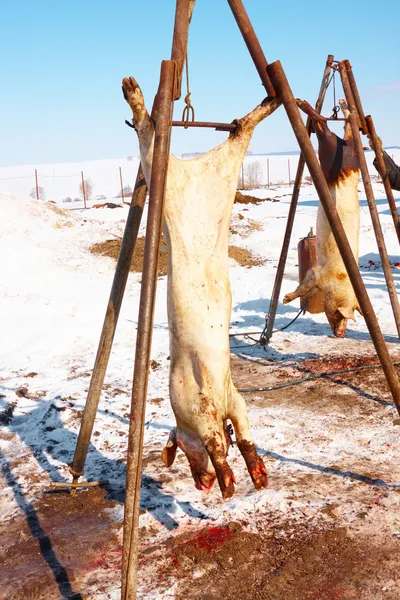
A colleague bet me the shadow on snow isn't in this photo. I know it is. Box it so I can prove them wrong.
[2,395,208,532]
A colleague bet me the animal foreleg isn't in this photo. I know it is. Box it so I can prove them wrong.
[283,267,319,304]
[122,76,155,183]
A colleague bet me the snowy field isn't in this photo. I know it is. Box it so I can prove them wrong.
[1,148,399,204]
[1,166,400,599]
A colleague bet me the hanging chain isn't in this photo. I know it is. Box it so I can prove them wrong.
[181,50,195,128]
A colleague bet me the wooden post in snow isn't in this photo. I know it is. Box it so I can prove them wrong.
[35,169,39,200]
[119,166,125,204]
[81,171,87,209]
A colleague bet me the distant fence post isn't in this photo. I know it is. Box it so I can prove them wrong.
[288,158,291,186]
[119,166,125,203]
[35,169,39,200]
[267,158,270,188]
[81,171,87,209]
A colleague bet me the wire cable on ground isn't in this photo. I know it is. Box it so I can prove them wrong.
[229,308,305,351]
[229,308,304,339]
[237,361,400,394]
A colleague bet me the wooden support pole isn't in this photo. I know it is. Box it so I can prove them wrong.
[69,167,147,485]
[261,55,334,344]
[35,169,39,200]
[170,0,196,100]
[81,171,87,209]
[339,63,400,338]
[119,166,125,204]
[69,0,194,503]
[342,61,400,243]
[226,0,275,96]
[366,119,400,244]
[121,59,175,600]
[266,59,400,415]
[343,60,368,135]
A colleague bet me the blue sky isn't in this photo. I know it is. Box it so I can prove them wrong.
[1,0,399,167]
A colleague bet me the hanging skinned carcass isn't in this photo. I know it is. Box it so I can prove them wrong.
[283,98,363,337]
[122,76,280,499]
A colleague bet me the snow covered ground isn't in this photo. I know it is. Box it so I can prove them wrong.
[1,175,400,599]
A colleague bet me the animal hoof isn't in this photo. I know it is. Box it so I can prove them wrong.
[250,459,268,491]
[221,471,236,500]
[214,463,236,500]
[237,440,268,491]
[194,472,217,495]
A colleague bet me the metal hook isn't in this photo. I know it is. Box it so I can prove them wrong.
[182,93,195,128]
[330,105,340,120]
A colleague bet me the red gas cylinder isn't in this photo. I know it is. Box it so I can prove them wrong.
[298,228,324,314]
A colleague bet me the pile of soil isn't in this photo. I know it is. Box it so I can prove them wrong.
[234,191,264,205]
[90,237,264,272]
[234,191,278,204]
[228,245,264,267]
[90,236,169,276]
[167,523,376,600]
[92,202,122,209]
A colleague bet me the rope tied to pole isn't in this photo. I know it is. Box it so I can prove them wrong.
[181,50,195,127]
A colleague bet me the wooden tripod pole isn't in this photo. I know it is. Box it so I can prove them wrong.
[69,0,197,490]
[69,166,147,485]
[261,54,334,344]
[366,115,400,244]
[122,3,195,595]
[339,62,400,339]
[266,60,400,416]
[342,61,400,243]
[121,59,175,600]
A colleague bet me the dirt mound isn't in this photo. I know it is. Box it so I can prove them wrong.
[228,245,265,267]
[92,202,122,209]
[234,191,279,204]
[162,521,399,600]
[90,237,264,271]
[235,191,264,205]
[90,236,169,275]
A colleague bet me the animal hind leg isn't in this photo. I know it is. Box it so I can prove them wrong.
[228,386,268,491]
